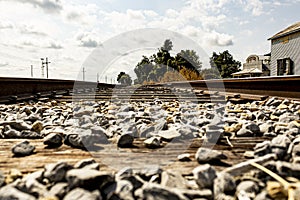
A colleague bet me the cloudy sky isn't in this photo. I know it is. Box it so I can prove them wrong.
[0,0,299,82]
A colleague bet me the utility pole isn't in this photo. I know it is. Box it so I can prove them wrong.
[105,76,107,83]
[31,65,33,77]
[97,73,99,83]
[41,57,51,78]
[82,67,86,81]
[41,58,45,78]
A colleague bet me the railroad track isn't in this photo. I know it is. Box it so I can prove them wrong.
[0,76,299,199]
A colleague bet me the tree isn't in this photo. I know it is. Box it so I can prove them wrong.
[117,72,132,85]
[209,50,241,78]
[175,50,202,72]
[161,39,173,52]
[133,39,204,84]
[201,68,221,79]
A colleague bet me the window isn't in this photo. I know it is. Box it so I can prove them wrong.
[277,58,292,75]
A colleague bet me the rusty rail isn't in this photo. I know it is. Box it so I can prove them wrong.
[156,75,300,98]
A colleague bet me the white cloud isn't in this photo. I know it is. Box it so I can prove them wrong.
[243,0,264,16]
[202,14,227,31]
[17,37,63,49]
[19,24,47,36]
[63,4,98,26]
[126,9,145,20]
[239,20,249,25]
[165,9,179,18]
[47,40,63,49]
[0,61,9,67]
[0,20,14,29]
[75,32,102,48]
[143,10,158,18]
[204,30,234,46]
[0,0,63,13]
[181,26,202,37]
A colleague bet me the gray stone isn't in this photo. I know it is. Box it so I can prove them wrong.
[114,180,134,200]
[256,112,269,120]
[1,120,32,131]
[195,148,227,163]
[286,128,300,136]
[157,129,181,141]
[23,169,43,183]
[279,113,297,123]
[0,170,4,187]
[193,164,216,189]
[139,125,155,138]
[161,171,188,189]
[135,183,188,200]
[43,161,72,183]
[20,130,41,139]
[49,182,68,199]
[265,97,281,106]
[154,120,168,131]
[43,133,63,147]
[271,135,291,148]
[74,158,97,169]
[144,136,161,148]
[177,153,191,162]
[243,151,255,159]
[205,129,223,143]
[274,125,289,134]
[259,123,273,134]
[236,180,259,197]
[291,143,300,159]
[214,172,236,196]
[254,141,271,157]
[64,133,84,148]
[263,132,277,137]
[174,188,213,200]
[138,166,162,180]
[63,188,101,200]
[273,161,300,179]
[214,193,235,200]
[66,168,113,190]
[254,190,273,200]
[0,185,36,200]
[122,175,144,191]
[4,129,21,138]
[236,128,253,137]
[223,154,276,176]
[115,167,133,180]
[117,134,134,148]
[82,163,100,170]
[12,140,35,157]
[17,176,49,198]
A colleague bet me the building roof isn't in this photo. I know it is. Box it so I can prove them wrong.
[268,21,300,40]
[232,68,263,76]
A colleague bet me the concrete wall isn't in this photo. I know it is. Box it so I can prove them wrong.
[270,32,300,76]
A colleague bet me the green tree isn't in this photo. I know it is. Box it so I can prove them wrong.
[175,50,202,72]
[133,39,204,84]
[117,72,132,85]
[209,50,241,78]
[201,68,221,79]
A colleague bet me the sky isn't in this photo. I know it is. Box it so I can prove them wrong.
[0,0,299,82]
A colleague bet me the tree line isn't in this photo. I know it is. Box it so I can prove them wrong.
[117,39,241,85]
